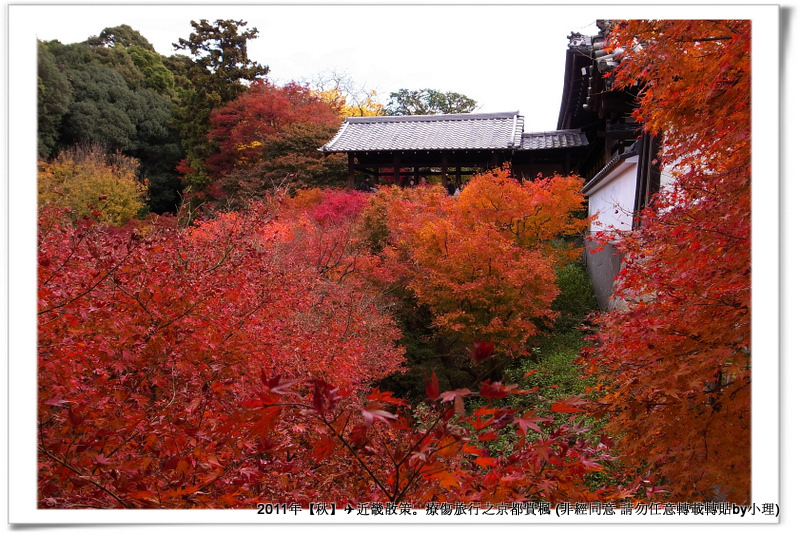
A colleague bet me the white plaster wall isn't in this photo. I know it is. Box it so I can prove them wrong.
[659,159,677,192]
[585,156,639,232]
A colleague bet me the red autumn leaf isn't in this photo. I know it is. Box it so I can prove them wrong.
[550,401,583,414]
[478,431,499,441]
[44,394,69,407]
[348,424,370,449]
[366,388,407,407]
[361,405,398,427]
[310,437,335,462]
[425,370,440,401]
[474,456,499,469]
[479,380,521,399]
[514,413,552,435]
[311,379,338,415]
[437,388,474,403]
[468,339,495,362]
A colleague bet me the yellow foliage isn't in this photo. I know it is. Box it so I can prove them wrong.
[285,188,325,211]
[236,140,263,152]
[38,145,147,225]
[314,87,384,118]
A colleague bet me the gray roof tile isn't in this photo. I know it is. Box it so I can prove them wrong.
[519,130,589,150]
[321,113,589,154]
[321,112,524,152]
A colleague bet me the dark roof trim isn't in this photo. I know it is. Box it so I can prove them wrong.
[581,144,639,194]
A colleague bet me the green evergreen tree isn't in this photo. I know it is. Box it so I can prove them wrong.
[37,41,73,158]
[385,88,477,115]
[170,19,269,192]
[39,30,184,214]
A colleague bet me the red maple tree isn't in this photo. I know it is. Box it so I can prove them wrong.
[37,198,404,507]
[583,20,752,503]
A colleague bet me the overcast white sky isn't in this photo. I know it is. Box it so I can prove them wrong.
[21,2,781,132]
[24,3,606,132]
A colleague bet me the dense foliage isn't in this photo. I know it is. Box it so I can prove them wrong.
[204,80,347,204]
[365,168,588,360]
[35,17,753,509]
[38,27,182,214]
[37,178,621,508]
[583,20,752,503]
[37,195,405,507]
[38,145,148,226]
[171,19,270,192]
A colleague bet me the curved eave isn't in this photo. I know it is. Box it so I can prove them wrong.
[581,148,639,195]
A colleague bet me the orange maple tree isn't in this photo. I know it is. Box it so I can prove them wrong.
[583,20,752,503]
[367,168,588,357]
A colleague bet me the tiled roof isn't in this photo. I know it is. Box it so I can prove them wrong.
[519,130,589,150]
[320,112,589,154]
[320,112,524,152]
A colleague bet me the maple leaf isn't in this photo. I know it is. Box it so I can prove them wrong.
[310,437,335,462]
[44,394,69,407]
[550,395,588,413]
[523,368,538,378]
[360,404,398,427]
[366,388,407,407]
[437,387,473,416]
[348,424,370,449]
[423,468,461,491]
[425,370,440,401]
[437,388,474,403]
[579,456,605,472]
[468,339,495,362]
[479,380,521,399]
[474,456,499,469]
[266,376,300,396]
[250,406,281,438]
[514,413,552,435]
[311,379,339,415]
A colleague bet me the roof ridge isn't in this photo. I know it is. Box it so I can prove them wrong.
[522,129,585,136]
[345,111,520,123]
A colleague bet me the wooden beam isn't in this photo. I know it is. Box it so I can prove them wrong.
[347,153,355,189]
[393,153,401,185]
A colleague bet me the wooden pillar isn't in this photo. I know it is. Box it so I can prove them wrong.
[347,153,355,189]
[393,153,401,185]
[441,153,449,188]
[456,166,462,187]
